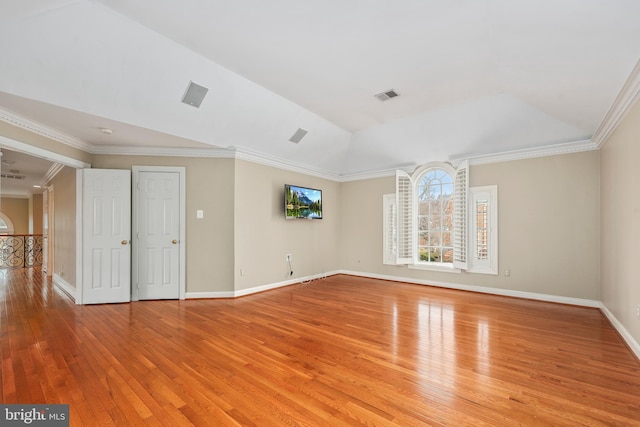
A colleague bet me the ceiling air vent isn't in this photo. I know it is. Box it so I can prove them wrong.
[1,174,26,180]
[181,81,209,108]
[288,128,308,144]
[374,89,399,101]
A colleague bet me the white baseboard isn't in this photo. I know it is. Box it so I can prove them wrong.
[599,304,640,361]
[337,270,602,307]
[186,290,236,299]
[52,273,76,302]
[187,269,602,306]
[185,272,337,299]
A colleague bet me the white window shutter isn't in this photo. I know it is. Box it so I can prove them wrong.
[453,160,469,270]
[382,194,398,265]
[396,170,414,264]
[468,185,498,275]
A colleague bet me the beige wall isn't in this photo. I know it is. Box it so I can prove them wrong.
[233,160,341,290]
[0,195,44,235]
[339,150,601,300]
[0,121,92,164]
[50,167,76,288]
[91,154,236,293]
[601,99,640,346]
[339,175,394,272]
[32,193,43,234]
[1,197,29,234]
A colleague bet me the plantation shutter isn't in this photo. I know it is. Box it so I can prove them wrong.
[395,170,414,264]
[382,194,398,265]
[468,185,499,275]
[453,160,469,270]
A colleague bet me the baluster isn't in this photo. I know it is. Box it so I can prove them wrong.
[0,235,43,268]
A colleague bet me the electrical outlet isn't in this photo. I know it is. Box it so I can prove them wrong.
[636,304,640,319]
[286,254,292,262]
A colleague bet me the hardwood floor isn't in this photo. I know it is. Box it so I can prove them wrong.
[1,268,639,426]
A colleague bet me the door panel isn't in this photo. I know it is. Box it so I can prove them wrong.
[137,171,180,300]
[82,169,131,304]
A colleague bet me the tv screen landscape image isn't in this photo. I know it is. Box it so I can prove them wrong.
[285,184,322,219]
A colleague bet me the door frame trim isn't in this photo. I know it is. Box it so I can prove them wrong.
[132,166,186,301]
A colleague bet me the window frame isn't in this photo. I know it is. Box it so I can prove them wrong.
[411,162,457,271]
[0,212,15,235]
[467,185,498,275]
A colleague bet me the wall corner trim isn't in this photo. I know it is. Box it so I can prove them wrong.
[592,58,640,148]
[52,273,76,302]
[599,304,640,362]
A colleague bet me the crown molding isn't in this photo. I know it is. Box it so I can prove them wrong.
[41,162,65,187]
[0,107,93,152]
[230,146,340,181]
[592,58,640,147]
[89,144,235,158]
[449,139,598,166]
[338,168,397,182]
[338,164,417,182]
[90,144,342,181]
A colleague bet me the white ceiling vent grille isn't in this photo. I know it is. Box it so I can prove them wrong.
[181,81,209,108]
[289,128,308,143]
[1,174,26,180]
[375,89,399,101]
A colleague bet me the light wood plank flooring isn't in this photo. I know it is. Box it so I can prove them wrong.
[1,268,639,426]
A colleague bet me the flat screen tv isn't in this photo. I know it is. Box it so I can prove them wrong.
[285,184,322,219]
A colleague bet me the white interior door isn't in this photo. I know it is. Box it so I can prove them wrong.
[82,169,131,304]
[135,170,181,300]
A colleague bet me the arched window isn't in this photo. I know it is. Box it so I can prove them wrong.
[415,165,455,265]
[0,213,15,234]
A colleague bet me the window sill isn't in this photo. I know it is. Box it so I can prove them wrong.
[408,263,461,274]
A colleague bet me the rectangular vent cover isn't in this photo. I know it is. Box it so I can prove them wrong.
[375,89,399,101]
[182,81,209,108]
[1,174,26,180]
[289,128,308,143]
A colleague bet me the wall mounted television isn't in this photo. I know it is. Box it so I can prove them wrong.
[285,184,322,219]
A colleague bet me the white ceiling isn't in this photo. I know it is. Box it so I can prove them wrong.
[0,0,639,178]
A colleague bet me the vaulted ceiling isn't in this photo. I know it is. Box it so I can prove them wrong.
[1,0,639,179]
